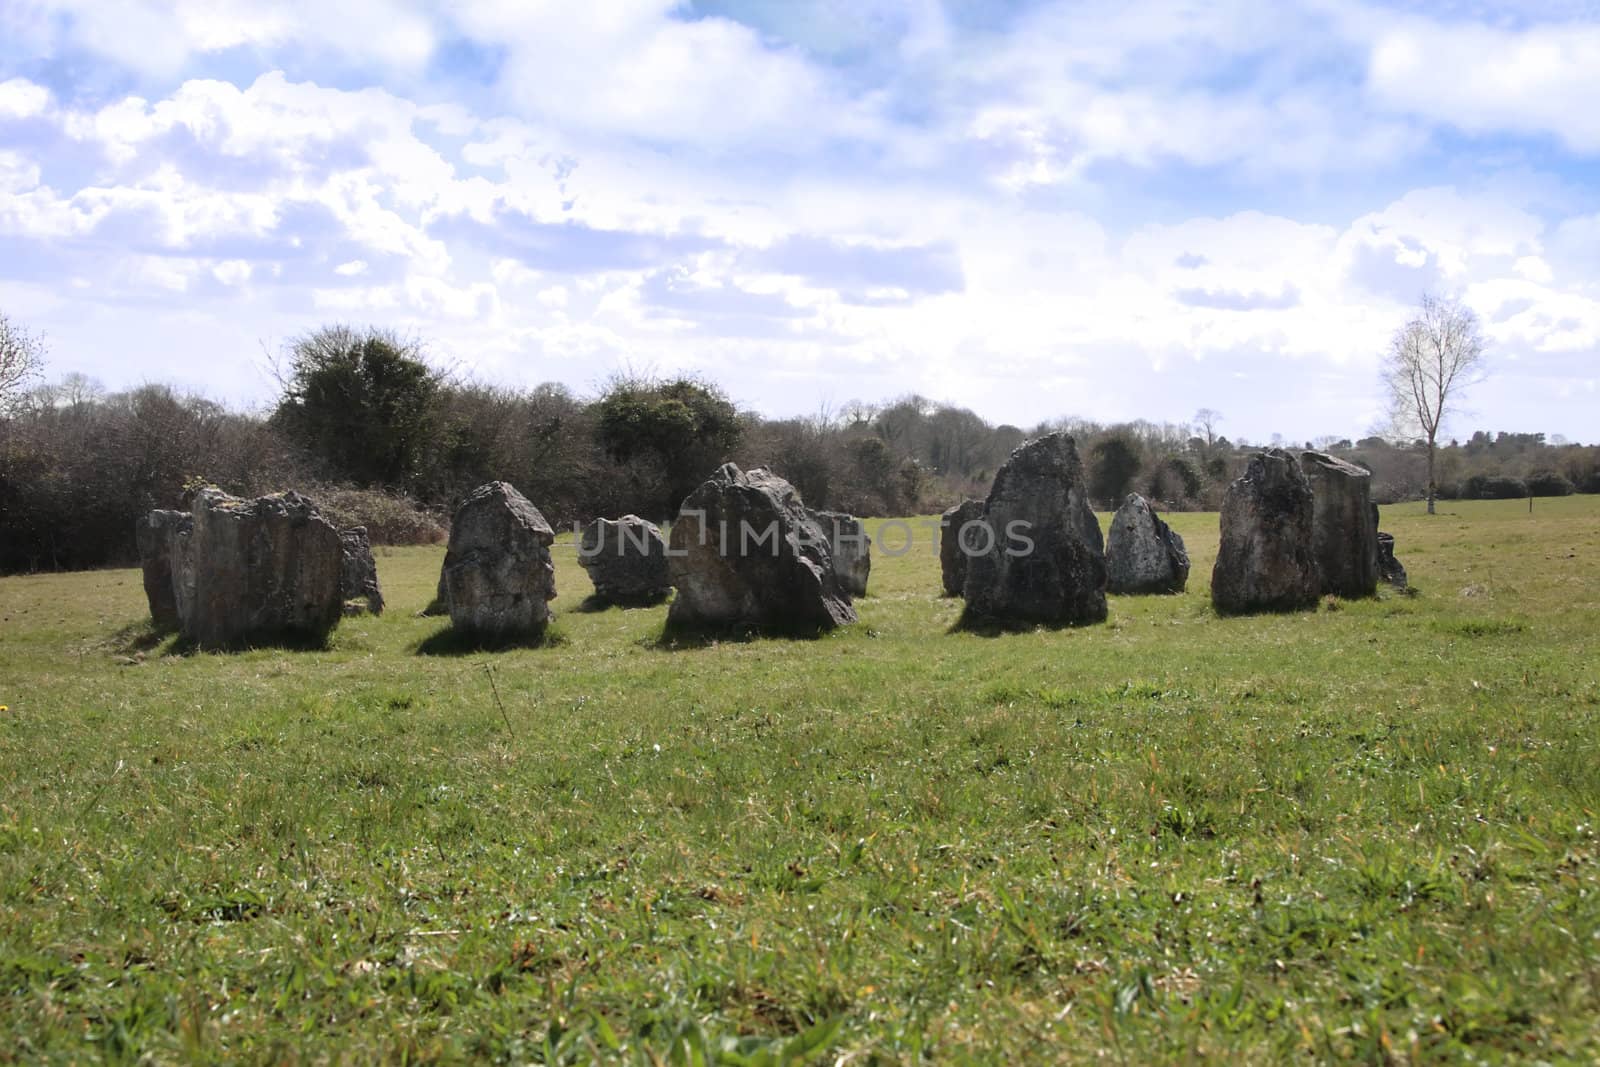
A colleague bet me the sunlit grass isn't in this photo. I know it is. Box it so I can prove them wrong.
[1,496,1597,1061]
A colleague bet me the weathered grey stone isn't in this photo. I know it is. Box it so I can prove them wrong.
[1377,532,1407,589]
[1302,450,1378,598]
[441,481,556,639]
[338,526,385,616]
[579,515,670,605]
[939,499,985,597]
[1211,449,1320,614]
[1105,494,1189,595]
[806,509,871,597]
[962,433,1107,625]
[667,463,856,631]
[170,489,344,648]
[136,509,189,629]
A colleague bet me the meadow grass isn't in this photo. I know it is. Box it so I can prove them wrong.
[1,497,1597,1063]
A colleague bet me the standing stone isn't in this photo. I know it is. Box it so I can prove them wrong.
[939,499,985,597]
[807,509,871,597]
[170,489,344,648]
[338,526,385,616]
[441,481,556,640]
[579,515,671,605]
[136,509,189,629]
[1372,504,1408,589]
[1211,449,1320,615]
[667,464,856,631]
[1302,451,1378,598]
[962,433,1107,625]
[1105,494,1189,595]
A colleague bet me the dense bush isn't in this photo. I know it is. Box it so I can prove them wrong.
[1526,470,1575,497]
[310,486,446,545]
[2,321,1597,575]
[1463,474,1529,499]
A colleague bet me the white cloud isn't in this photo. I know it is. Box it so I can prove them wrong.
[212,259,252,286]
[0,77,52,120]
[1368,18,1600,151]
[32,0,435,77]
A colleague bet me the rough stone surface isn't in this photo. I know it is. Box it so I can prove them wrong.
[338,526,385,616]
[1302,450,1379,598]
[667,463,856,631]
[441,481,556,639]
[1377,533,1407,589]
[170,489,344,647]
[136,509,189,629]
[1211,449,1320,614]
[806,509,871,597]
[1105,494,1189,595]
[939,499,985,597]
[579,515,671,605]
[962,433,1108,624]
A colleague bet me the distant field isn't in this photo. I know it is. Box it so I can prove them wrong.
[1,497,1597,1062]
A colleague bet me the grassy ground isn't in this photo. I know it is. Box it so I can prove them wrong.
[1,497,1597,1063]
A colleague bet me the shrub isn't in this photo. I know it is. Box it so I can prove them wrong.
[1526,470,1574,497]
[1463,474,1528,500]
[310,486,447,545]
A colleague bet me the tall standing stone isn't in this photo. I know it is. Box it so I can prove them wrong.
[1211,449,1320,615]
[338,526,385,616]
[579,515,671,605]
[962,433,1107,625]
[136,509,189,629]
[1105,494,1189,595]
[1302,451,1378,598]
[939,499,984,597]
[806,509,871,597]
[440,482,557,640]
[667,464,856,631]
[170,489,345,648]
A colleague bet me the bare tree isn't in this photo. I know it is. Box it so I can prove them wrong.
[0,311,47,415]
[1193,408,1222,450]
[1383,293,1487,514]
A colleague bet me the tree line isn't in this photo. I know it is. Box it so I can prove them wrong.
[1,319,1596,574]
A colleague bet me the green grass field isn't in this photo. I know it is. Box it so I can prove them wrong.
[2,497,1597,1063]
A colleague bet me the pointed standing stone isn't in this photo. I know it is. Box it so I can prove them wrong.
[1105,494,1189,595]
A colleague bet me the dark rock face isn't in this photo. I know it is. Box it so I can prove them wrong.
[666,463,856,631]
[1372,504,1408,589]
[441,482,556,639]
[1105,494,1189,595]
[939,499,985,597]
[962,433,1107,625]
[1302,450,1378,598]
[338,526,385,616]
[579,515,670,605]
[1211,449,1320,615]
[170,489,344,648]
[806,509,871,597]
[136,509,189,629]
[1377,533,1407,589]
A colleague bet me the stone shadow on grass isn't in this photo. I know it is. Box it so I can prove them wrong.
[107,619,178,656]
[414,624,565,656]
[653,619,835,650]
[153,629,337,655]
[948,606,1107,637]
[573,590,672,614]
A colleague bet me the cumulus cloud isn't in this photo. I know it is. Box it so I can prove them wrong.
[1368,17,1600,151]
[2,1,1598,438]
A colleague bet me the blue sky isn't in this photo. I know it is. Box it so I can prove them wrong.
[2,0,1598,442]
